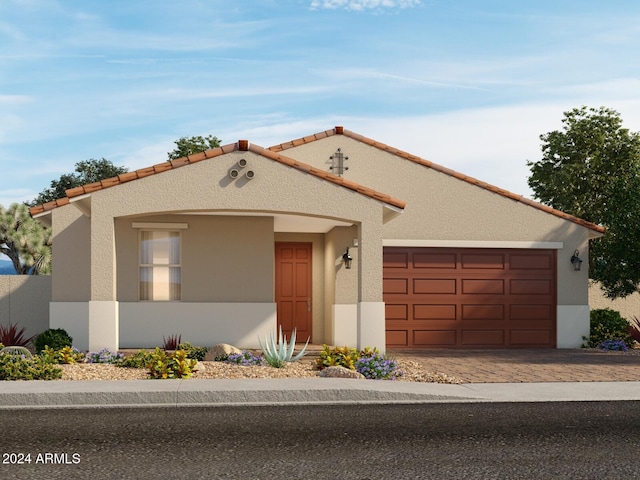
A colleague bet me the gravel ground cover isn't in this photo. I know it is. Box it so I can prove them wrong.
[58,359,463,383]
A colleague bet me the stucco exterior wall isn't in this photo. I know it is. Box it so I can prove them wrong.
[116,214,275,302]
[0,275,51,341]
[51,205,90,302]
[280,135,594,306]
[87,149,386,303]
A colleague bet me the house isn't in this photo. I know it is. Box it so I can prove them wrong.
[30,127,604,352]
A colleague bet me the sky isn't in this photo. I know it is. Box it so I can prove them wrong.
[1,0,640,209]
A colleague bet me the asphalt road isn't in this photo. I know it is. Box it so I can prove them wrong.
[1,402,639,479]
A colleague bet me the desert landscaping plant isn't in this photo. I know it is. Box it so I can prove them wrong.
[0,322,36,347]
[34,328,73,353]
[177,342,209,361]
[355,352,403,380]
[0,351,62,380]
[225,351,265,366]
[629,316,640,344]
[85,348,124,364]
[315,345,380,371]
[597,339,629,352]
[258,326,309,368]
[583,308,635,349]
[40,345,85,364]
[117,349,154,369]
[162,334,182,351]
[146,348,197,379]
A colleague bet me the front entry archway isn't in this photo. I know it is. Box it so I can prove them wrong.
[275,242,312,342]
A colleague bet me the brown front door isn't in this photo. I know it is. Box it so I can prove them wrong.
[275,242,312,342]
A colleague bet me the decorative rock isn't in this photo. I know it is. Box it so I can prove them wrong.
[193,361,205,373]
[205,343,243,361]
[318,366,365,379]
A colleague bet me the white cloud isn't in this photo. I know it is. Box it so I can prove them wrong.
[310,0,421,11]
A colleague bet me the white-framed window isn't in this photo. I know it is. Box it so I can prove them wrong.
[139,230,181,301]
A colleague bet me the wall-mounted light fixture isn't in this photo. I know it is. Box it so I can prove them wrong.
[570,250,583,271]
[342,248,353,269]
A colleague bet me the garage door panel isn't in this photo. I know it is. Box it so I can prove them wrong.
[461,330,505,346]
[386,304,408,320]
[510,330,552,345]
[414,304,456,320]
[510,304,552,320]
[511,253,552,270]
[461,253,505,269]
[384,247,556,348]
[386,330,408,347]
[413,330,456,346]
[462,279,504,294]
[413,253,456,269]
[413,278,456,294]
[383,251,409,269]
[384,278,408,294]
[461,304,504,320]
[510,279,553,295]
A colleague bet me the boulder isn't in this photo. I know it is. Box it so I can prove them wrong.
[205,343,243,361]
[193,361,205,373]
[318,366,365,379]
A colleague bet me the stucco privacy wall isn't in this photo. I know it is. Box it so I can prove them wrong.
[589,283,640,322]
[0,275,51,341]
[281,134,596,347]
[51,147,389,351]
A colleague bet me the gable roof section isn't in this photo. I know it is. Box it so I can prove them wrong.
[269,126,606,235]
[29,140,405,218]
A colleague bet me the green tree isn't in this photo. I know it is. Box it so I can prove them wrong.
[0,203,52,274]
[168,135,221,160]
[30,158,129,206]
[527,106,640,298]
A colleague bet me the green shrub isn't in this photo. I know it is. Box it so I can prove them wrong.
[583,308,634,348]
[177,342,209,361]
[146,348,198,379]
[316,345,359,370]
[40,345,85,364]
[0,353,62,380]
[34,328,73,353]
[117,350,154,369]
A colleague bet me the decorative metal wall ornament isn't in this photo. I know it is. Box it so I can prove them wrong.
[329,148,349,176]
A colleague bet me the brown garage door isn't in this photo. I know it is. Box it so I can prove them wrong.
[384,248,556,348]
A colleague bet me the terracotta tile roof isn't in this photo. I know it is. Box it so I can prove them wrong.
[270,126,606,234]
[29,140,405,217]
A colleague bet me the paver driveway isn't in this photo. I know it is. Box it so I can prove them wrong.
[390,348,640,383]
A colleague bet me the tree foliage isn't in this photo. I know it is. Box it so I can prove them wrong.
[0,203,52,274]
[527,106,640,298]
[30,158,129,206]
[167,135,221,160]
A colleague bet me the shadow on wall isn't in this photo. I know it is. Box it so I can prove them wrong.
[0,275,51,342]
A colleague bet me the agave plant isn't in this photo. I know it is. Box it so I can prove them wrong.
[258,326,310,368]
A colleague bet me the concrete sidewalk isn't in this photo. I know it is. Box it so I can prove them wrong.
[1,378,640,409]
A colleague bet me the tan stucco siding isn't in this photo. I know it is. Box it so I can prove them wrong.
[117,215,275,302]
[51,205,90,302]
[281,136,593,305]
[85,150,386,303]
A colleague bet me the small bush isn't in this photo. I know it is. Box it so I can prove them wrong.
[226,351,265,366]
[118,350,154,369]
[583,308,634,348]
[177,342,209,361]
[34,328,73,353]
[0,353,62,380]
[0,322,36,347]
[162,334,182,351]
[86,348,124,364]
[146,348,197,379]
[41,345,84,364]
[355,353,403,380]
